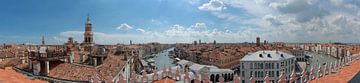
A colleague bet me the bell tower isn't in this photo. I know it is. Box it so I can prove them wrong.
[82,15,94,51]
[84,15,94,44]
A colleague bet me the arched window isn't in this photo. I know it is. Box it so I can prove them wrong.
[224,74,228,82]
[216,74,220,82]
[210,74,215,83]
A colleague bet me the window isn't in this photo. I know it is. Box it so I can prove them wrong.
[271,63,274,69]
[263,63,266,69]
[268,71,271,77]
[265,63,269,69]
[277,71,279,77]
[242,71,245,77]
[250,63,253,69]
[242,80,245,83]
[288,60,290,66]
[277,63,279,69]
[242,63,244,69]
[254,63,257,69]
[255,71,257,77]
[250,71,253,77]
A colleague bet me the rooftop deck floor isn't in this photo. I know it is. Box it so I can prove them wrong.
[309,59,360,83]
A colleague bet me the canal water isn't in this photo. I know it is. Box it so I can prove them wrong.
[153,47,175,70]
[305,52,338,77]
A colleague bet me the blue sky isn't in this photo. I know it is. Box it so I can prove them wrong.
[0,0,359,44]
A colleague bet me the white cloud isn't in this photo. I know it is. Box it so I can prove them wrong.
[54,23,260,44]
[53,0,360,44]
[198,0,226,11]
[55,31,151,44]
[212,12,239,21]
[190,22,207,30]
[197,0,360,43]
[116,23,133,30]
[136,28,146,33]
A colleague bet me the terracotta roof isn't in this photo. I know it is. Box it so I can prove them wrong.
[176,44,296,68]
[0,68,45,83]
[153,77,175,83]
[48,63,100,81]
[0,58,20,68]
[0,52,15,58]
[48,54,126,82]
[96,55,126,81]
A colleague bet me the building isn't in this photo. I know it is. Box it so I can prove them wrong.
[28,35,69,76]
[14,16,128,82]
[240,51,296,83]
[256,37,260,46]
[82,15,95,52]
[176,60,234,83]
[289,49,307,62]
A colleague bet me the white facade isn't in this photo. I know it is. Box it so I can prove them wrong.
[176,60,234,82]
[240,51,296,83]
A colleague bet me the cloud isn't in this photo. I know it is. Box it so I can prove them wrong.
[190,22,207,30]
[136,28,146,33]
[196,0,360,43]
[198,0,241,22]
[188,0,200,5]
[55,31,151,44]
[53,0,360,44]
[269,0,330,22]
[54,22,260,44]
[262,14,288,26]
[198,0,226,11]
[116,23,133,30]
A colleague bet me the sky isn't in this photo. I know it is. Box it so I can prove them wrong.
[0,0,359,44]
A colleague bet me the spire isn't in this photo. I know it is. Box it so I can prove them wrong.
[42,34,45,46]
[86,14,91,24]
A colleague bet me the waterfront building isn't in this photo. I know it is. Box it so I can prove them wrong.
[176,60,234,83]
[240,51,296,83]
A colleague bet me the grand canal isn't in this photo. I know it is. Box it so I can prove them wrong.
[152,47,176,70]
[306,52,338,77]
